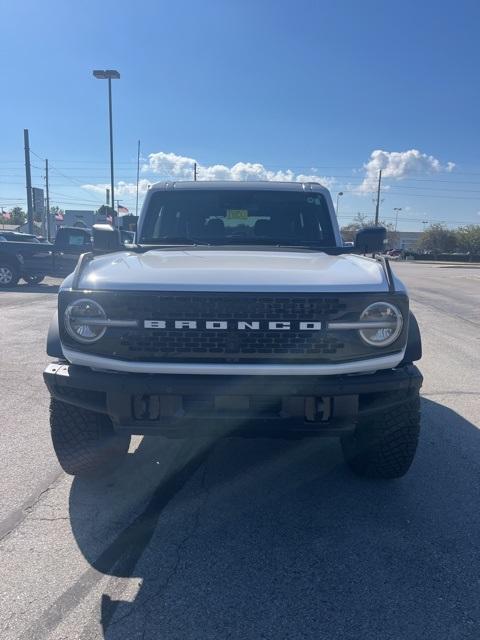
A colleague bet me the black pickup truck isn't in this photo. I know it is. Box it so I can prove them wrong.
[0,227,134,287]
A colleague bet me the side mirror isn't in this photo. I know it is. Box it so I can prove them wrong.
[355,227,387,254]
[92,224,122,252]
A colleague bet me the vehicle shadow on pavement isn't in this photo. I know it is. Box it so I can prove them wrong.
[67,398,480,639]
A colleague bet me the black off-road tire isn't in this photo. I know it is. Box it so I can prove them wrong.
[23,274,45,285]
[0,262,20,287]
[341,394,421,479]
[50,399,131,477]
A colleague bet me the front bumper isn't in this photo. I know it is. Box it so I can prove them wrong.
[43,363,423,438]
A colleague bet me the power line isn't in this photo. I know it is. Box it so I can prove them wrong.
[48,190,104,203]
[48,165,88,187]
[337,213,478,224]
[29,149,45,161]
[4,164,480,186]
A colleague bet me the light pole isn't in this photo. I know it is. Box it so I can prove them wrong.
[393,207,402,232]
[336,192,344,216]
[422,220,429,230]
[93,69,120,226]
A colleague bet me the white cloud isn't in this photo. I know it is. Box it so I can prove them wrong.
[81,152,335,199]
[296,173,335,188]
[82,179,152,197]
[357,149,455,193]
[141,151,335,187]
[144,151,197,179]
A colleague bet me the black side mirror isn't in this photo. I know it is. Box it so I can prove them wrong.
[92,224,122,252]
[355,227,387,254]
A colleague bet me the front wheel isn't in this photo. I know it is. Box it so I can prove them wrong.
[0,262,19,287]
[50,399,131,477]
[23,274,45,285]
[341,394,421,479]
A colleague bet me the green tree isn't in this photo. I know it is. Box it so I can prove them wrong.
[455,225,480,255]
[10,207,27,226]
[340,222,362,242]
[340,213,399,248]
[417,223,457,256]
[340,213,370,242]
[49,205,64,216]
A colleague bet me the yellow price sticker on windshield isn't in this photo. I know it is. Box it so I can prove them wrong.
[226,209,249,219]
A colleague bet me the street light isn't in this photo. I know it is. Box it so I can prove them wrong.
[336,192,344,216]
[93,69,120,226]
[422,220,429,230]
[393,207,402,232]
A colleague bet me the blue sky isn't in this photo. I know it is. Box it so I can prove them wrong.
[1,0,480,230]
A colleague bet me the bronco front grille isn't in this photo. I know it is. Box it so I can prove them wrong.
[59,291,408,364]
[119,329,345,357]
[115,294,347,321]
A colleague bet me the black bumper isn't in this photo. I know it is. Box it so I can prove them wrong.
[43,363,423,438]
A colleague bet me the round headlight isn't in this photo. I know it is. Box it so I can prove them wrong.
[359,302,403,347]
[65,298,107,344]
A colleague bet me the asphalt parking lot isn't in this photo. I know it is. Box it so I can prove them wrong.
[0,262,479,640]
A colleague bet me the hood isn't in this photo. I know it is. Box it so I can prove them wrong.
[75,249,398,293]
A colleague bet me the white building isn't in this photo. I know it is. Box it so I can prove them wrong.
[392,231,423,251]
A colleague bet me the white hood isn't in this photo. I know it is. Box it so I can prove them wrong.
[75,249,398,293]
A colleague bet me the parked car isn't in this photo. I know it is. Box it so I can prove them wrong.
[0,232,53,285]
[0,226,136,286]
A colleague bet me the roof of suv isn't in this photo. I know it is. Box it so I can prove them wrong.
[149,180,330,194]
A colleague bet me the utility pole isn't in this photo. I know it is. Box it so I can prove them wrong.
[374,169,382,226]
[194,162,197,181]
[107,78,116,227]
[45,159,50,241]
[106,188,110,206]
[24,129,34,234]
[135,140,141,217]
[93,70,120,227]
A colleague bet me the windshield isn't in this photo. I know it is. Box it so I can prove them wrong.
[139,189,336,247]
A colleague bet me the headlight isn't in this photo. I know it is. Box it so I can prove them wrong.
[359,302,403,347]
[64,298,107,343]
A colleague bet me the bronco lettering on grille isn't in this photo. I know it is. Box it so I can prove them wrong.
[143,320,322,331]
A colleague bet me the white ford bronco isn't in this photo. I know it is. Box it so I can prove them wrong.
[44,181,422,478]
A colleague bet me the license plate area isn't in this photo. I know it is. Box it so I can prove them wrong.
[130,393,338,422]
